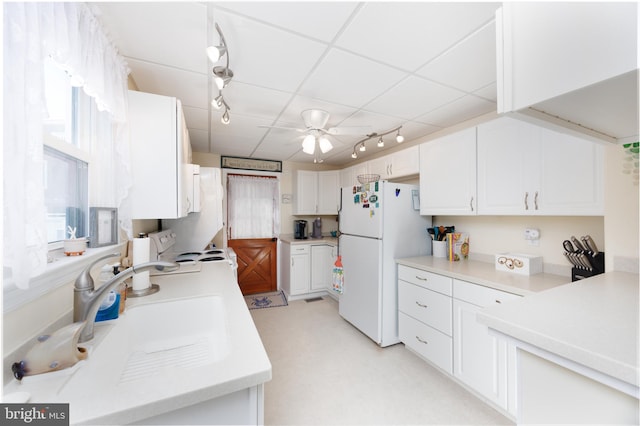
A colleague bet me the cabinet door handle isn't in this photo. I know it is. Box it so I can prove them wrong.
[389,164,393,176]
[534,191,539,210]
[415,301,428,308]
[470,196,474,212]
[415,275,428,281]
[291,258,294,267]
[415,336,428,345]
[495,299,502,304]
[524,192,529,210]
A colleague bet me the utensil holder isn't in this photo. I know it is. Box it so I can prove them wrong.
[571,251,605,282]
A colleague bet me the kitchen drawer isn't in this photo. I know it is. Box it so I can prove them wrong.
[289,244,310,254]
[399,312,453,374]
[453,279,521,308]
[398,265,452,296]
[399,281,452,336]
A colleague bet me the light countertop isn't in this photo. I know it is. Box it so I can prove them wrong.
[477,271,639,388]
[3,261,272,425]
[279,234,337,245]
[396,256,571,296]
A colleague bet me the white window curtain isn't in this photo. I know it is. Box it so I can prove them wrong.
[3,2,132,289]
[227,175,280,239]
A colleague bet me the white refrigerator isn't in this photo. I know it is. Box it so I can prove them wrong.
[338,181,431,347]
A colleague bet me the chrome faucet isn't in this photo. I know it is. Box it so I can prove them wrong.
[73,253,179,342]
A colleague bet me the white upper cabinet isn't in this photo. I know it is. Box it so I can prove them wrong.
[477,116,604,215]
[129,90,191,219]
[292,170,340,215]
[340,163,369,188]
[496,3,638,142]
[367,146,420,181]
[420,127,477,215]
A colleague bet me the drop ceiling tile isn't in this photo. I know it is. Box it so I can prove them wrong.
[364,76,467,120]
[214,10,328,92]
[127,59,208,108]
[474,82,498,102]
[221,82,293,121]
[189,129,210,153]
[214,2,359,42]
[398,121,441,144]
[182,105,208,132]
[96,2,208,73]
[417,22,496,93]
[298,49,407,108]
[336,2,500,71]
[414,95,496,127]
[339,110,404,133]
[209,114,273,155]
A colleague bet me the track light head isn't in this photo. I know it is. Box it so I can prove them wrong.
[221,107,230,125]
[207,45,227,63]
[212,93,224,110]
[351,151,358,159]
[359,143,366,152]
[396,129,404,143]
[377,137,384,147]
[213,66,234,90]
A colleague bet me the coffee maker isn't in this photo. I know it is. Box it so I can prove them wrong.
[294,220,308,239]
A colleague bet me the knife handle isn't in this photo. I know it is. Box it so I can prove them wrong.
[583,235,599,255]
[571,236,586,252]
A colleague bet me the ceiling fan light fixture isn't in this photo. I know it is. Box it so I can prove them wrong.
[396,129,404,143]
[302,134,316,154]
[318,136,333,154]
[377,137,384,147]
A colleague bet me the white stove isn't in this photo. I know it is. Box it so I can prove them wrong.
[148,229,237,276]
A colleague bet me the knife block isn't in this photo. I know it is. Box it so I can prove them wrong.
[571,251,605,282]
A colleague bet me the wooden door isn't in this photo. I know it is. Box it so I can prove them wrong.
[229,238,277,295]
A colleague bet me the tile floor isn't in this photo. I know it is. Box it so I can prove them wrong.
[250,296,514,425]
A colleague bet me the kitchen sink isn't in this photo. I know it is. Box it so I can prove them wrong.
[58,295,229,398]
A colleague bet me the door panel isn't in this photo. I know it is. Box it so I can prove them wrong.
[229,238,277,295]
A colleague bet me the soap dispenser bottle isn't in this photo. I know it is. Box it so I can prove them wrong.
[95,264,120,322]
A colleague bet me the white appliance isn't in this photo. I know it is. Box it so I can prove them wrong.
[338,181,431,347]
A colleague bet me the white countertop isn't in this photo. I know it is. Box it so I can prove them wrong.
[477,271,639,388]
[279,234,337,245]
[396,256,570,296]
[3,261,272,425]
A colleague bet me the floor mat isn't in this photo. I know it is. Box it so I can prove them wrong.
[245,290,288,310]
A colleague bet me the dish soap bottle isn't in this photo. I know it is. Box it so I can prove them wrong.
[95,264,120,322]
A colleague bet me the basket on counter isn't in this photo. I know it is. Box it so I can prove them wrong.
[357,174,380,184]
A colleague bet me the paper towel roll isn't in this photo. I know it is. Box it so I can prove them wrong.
[132,237,150,291]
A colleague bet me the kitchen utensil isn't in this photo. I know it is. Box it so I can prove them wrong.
[578,253,593,270]
[427,228,435,240]
[582,235,599,255]
[570,236,586,252]
[562,240,575,253]
[563,252,578,267]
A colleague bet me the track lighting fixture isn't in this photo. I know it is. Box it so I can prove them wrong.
[208,23,234,125]
[350,126,404,159]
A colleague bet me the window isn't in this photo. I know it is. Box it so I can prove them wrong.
[42,59,89,246]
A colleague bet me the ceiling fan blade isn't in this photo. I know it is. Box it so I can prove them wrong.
[325,126,372,136]
[301,109,330,129]
[258,125,306,133]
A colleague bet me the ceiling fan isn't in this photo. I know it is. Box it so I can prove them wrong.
[260,109,371,156]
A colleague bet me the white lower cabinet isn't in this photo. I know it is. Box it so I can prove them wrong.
[452,279,520,417]
[398,266,453,374]
[281,242,336,299]
[398,265,521,419]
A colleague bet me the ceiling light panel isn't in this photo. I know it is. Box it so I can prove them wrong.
[213,10,328,92]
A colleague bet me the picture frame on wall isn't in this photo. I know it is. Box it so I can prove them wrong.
[89,207,118,248]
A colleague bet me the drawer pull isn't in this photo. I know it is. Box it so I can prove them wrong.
[415,336,428,345]
[415,275,428,281]
[415,301,428,308]
[495,299,502,304]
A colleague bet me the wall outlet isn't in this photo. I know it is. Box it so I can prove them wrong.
[524,228,540,245]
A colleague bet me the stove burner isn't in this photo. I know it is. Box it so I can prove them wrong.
[200,256,225,262]
[180,252,203,256]
[205,249,225,255]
